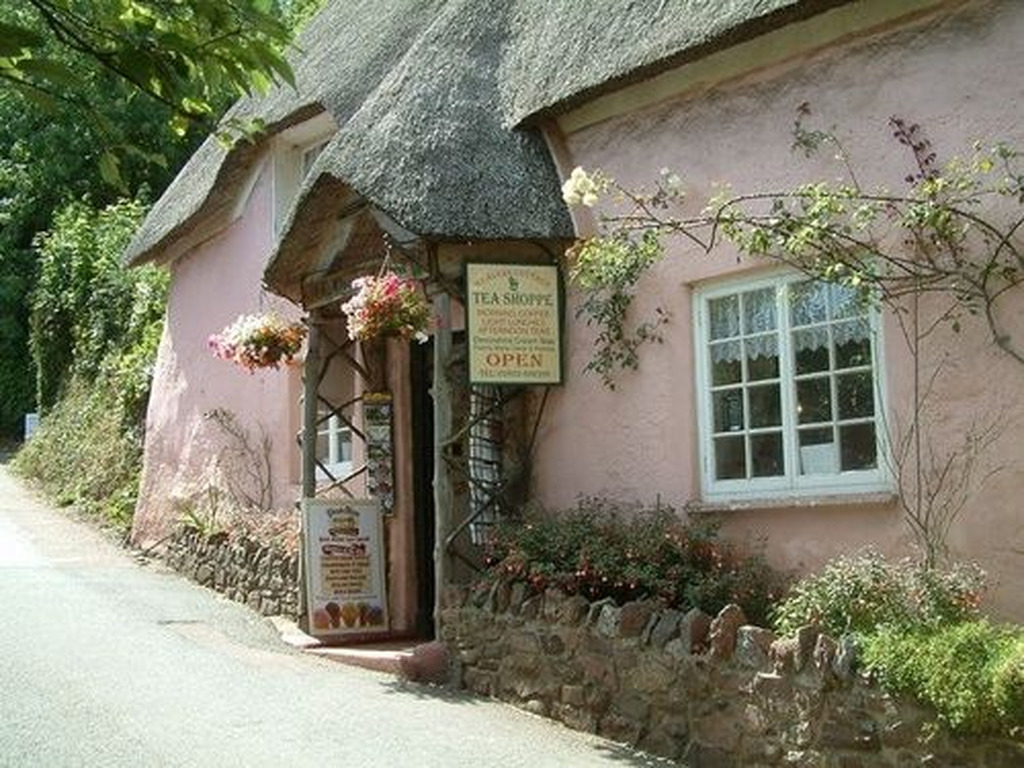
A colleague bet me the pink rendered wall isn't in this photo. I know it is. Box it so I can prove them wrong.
[536,1,1024,619]
[132,159,302,546]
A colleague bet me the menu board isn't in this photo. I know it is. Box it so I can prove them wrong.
[302,499,388,638]
[363,392,395,514]
[466,262,562,385]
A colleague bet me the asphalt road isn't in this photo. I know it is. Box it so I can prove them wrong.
[0,463,667,767]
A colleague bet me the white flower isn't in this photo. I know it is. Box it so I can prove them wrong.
[562,166,601,207]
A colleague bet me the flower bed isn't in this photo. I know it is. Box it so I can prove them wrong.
[485,500,779,625]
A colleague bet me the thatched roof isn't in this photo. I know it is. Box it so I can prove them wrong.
[504,0,855,125]
[126,0,849,269]
[125,0,447,266]
[266,0,573,288]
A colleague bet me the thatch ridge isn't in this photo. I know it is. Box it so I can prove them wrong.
[126,0,848,268]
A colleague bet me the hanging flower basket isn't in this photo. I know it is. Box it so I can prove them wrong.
[340,271,430,342]
[208,313,306,372]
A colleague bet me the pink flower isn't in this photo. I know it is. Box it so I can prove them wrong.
[340,271,430,342]
[208,313,306,372]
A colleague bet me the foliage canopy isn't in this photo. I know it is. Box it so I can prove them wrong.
[15,196,167,530]
[1,1,298,156]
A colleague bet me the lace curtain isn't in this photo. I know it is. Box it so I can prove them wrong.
[710,319,870,363]
[709,288,777,340]
[709,283,870,363]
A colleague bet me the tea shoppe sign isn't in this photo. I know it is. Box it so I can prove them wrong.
[466,263,562,385]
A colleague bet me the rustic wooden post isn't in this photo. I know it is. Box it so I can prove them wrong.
[298,312,321,632]
[432,291,453,633]
[302,316,321,500]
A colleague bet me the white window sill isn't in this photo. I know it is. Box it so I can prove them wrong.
[689,491,897,514]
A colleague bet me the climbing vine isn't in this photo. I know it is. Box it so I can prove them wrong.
[566,228,668,388]
[562,110,1024,380]
[562,110,1024,565]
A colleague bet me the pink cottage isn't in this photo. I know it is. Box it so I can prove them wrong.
[126,0,1024,635]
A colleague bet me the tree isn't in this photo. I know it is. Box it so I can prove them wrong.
[0,53,202,435]
[1,1,296,164]
[0,1,319,437]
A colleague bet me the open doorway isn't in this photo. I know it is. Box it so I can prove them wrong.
[410,339,435,638]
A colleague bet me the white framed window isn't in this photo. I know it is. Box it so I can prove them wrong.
[694,271,889,501]
[271,113,335,235]
[315,412,353,483]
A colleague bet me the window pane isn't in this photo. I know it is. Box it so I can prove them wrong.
[746,335,778,380]
[751,432,784,477]
[749,384,781,428]
[315,433,329,462]
[789,281,828,327]
[796,376,832,424]
[831,283,867,320]
[743,288,777,334]
[339,430,353,463]
[709,295,740,340]
[711,341,742,385]
[798,428,838,475]
[793,328,830,374]
[837,371,874,419]
[799,426,834,446]
[702,277,882,491]
[713,389,745,432]
[840,423,877,470]
[834,319,872,369]
[715,436,746,479]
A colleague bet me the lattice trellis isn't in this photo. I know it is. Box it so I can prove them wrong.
[438,377,528,572]
[299,313,388,505]
[297,269,546,635]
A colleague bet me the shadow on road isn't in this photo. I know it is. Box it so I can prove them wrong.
[378,678,485,705]
[0,436,22,464]
[591,743,677,766]
[377,679,676,766]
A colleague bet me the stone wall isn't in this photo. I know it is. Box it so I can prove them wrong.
[163,526,299,618]
[441,583,1023,767]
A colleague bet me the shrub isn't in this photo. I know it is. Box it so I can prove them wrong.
[862,620,1024,737]
[13,315,163,533]
[29,197,165,410]
[992,636,1024,734]
[771,549,985,637]
[486,498,780,624]
[14,376,142,532]
[15,196,166,533]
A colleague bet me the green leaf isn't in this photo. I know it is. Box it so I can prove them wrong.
[0,22,44,58]
[265,53,295,89]
[16,57,79,88]
[10,81,61,113]
[169,113,191,137]
[98,151,123,190]
[124,143,167,169]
